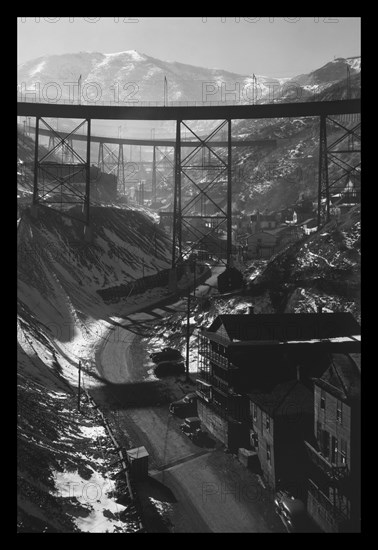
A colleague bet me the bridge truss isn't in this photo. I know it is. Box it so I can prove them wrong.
[18,98,361,259]
[318,113,361,225]
[172,119,233,268]
[32,117,91,226]
[97,142,126,195]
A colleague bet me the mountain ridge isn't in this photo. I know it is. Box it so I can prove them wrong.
[18,50,361,104]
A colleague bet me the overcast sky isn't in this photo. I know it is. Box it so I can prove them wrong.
[17,17,360,77]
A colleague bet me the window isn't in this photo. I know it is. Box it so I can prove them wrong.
[316,421,322,444]
[250,431,258,448]
[322,430,330,459]
[337,401,343,424]
[266,415,270,432]
[267,444,271,464]
[331,436,338,464]
[340,439,348,465]
[320,389,326,410]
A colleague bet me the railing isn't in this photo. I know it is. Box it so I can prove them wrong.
[17,93,361,108]
[305,440,349,482]
[308,479,349,524]
[199,349,229,369]
[17,94,262,107]
[198,369,211,383]
[204,396,229,420]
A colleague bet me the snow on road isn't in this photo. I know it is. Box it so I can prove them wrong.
[95,265,224,384]
[90,265,283,532]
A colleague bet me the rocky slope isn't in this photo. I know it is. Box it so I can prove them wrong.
[248,205,361,321]
[17,166,172,531]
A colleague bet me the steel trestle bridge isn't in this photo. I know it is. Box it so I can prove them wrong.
[17,98,361,267]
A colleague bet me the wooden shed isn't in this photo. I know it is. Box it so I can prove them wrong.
[126,446,149,480]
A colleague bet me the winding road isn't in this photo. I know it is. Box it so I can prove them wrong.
[93,266,284,532]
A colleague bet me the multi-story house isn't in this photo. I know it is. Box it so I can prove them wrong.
[250,210,278,233]
[305,353,361,532]
[196,313,361,454]
[248,378,313,494]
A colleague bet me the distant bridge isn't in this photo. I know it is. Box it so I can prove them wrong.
[27,126,277,149]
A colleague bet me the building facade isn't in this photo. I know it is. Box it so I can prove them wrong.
[246,231,277,259]
[250,211,278,233]
[305,353,361,532]
[248,380,314,493]
[196,313,361,459]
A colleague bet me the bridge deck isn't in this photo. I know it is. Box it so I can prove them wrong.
[17,99,360,121]
[26,127,276,148]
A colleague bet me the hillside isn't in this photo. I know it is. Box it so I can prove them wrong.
[249,205,361,321]
[17,199,173,531]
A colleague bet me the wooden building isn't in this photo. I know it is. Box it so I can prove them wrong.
[250,211,278,233]
[196,313,361,453]
[305,353,361,532]
[248,379,314,493]
[246,231,277,259]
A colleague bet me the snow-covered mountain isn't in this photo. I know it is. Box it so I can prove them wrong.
[18,50,360,104]
[286,56,361,98]
[18,50,254,103]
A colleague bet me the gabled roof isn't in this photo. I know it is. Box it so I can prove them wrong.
[315,353,361,401]
[248,379,313,418]
[206,313,361,343]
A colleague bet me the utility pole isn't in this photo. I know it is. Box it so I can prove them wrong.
[186,289,191,382]
[164,76,168,106]
[78,75,82,105]
[78,360,82,412]
[193,256,196,298]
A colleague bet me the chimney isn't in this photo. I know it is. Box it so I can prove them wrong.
[248,306,254,315]
[317,304,323,314]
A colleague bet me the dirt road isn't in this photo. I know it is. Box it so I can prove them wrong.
[93,267,285,532]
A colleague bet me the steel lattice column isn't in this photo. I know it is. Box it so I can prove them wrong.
[32,117,91,225]
[98,141,125,195]
[33,116,39,205]
[85,118,91,226]
[227,119,232,266]
[118,143,125,195]
[171,118,232,267]
[154,145,175,203]
[317,114,330,226]
[171,120,181,267]
[152,146,157,204]
[317,113,361,227]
